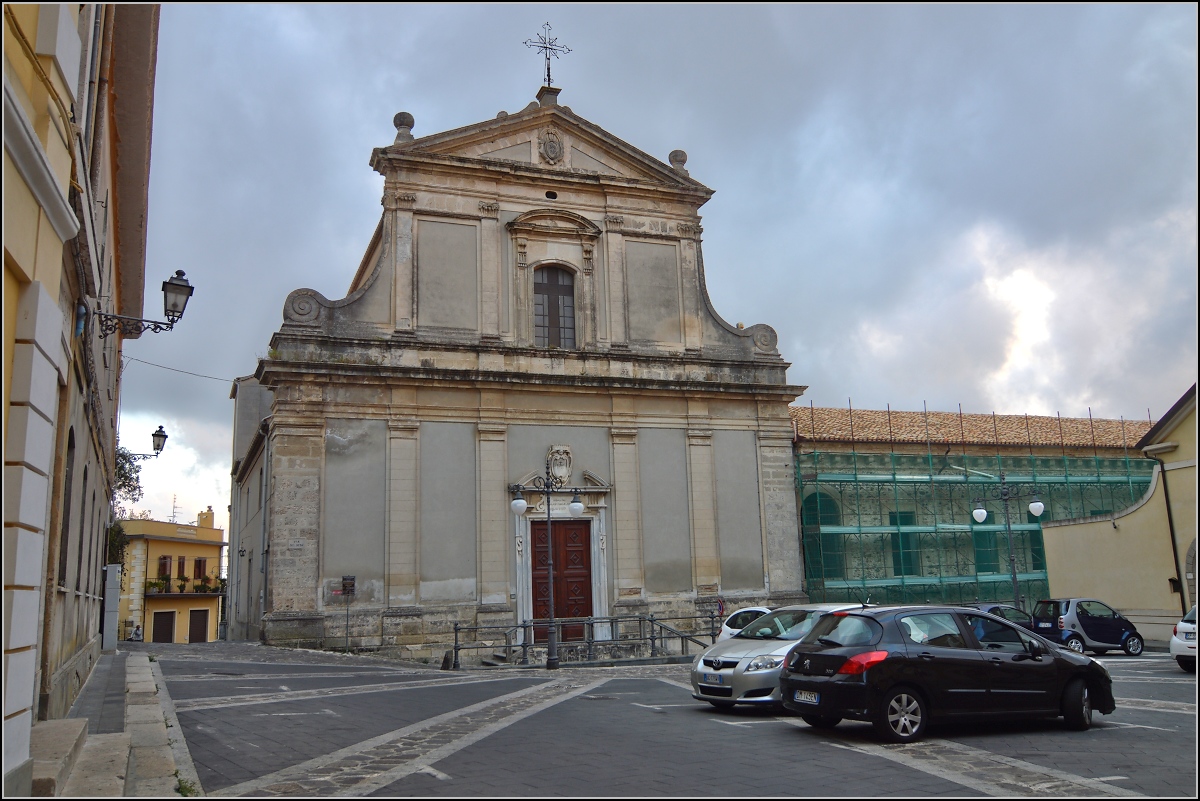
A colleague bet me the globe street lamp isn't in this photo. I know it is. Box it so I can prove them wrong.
[509,459,585,670]
[971,471,1044,610]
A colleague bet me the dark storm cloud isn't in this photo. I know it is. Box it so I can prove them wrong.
[122,4,1195,516]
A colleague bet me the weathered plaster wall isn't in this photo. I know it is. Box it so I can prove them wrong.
[714,429,764,590]
[638,427,692,592]
[419,421,477,602]
[322,419,386,603]
[416,220,478,331]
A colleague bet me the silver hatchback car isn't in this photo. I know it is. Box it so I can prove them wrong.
[691,603,867,708]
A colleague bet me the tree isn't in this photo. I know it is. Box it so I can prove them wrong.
[114,446,144,506]
[105,520,128,568]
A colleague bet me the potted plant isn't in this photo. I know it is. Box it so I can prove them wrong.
[197,575,213,592]
[176,576,190,594]
[146,578,163,595]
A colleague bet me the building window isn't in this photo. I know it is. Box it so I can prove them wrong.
[193,558,208,581]
[889,511,920,576]
[177,556,186,579]
[972,510,999,573]
[58,429,76,586]
[802,492,844,580]
[533,266,575,348]
[158,555,172,578]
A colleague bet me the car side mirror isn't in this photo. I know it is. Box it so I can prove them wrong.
[1027,640,1043,659]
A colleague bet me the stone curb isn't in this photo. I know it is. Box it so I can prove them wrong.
[123,654,188,796]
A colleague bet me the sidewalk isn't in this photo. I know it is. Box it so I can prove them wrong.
[30,649,189,796]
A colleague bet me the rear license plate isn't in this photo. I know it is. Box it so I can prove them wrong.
[1186,632,1195,641]
[703,673,724,684]
[1037,622,1052,628]
[793,690,819,704]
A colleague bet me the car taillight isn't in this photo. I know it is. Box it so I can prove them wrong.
[1058,616,1065,630]
[836,651,889,675]
[1174,624,1178,637]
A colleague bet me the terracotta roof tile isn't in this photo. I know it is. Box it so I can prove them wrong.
[789,406,1152,449]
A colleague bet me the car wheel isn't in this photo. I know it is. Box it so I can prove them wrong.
[801,714,842,729]
[1176,656,1196,673]
[1065,635,1085,654]
[707,700,735,710]
[1121,636,1143,656]
[1091,649,1108,656]
[874,687,928,743]
[1062,677,1092,730]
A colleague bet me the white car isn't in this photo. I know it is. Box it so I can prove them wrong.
[1169,606,1196,673]
[716,606,773,642]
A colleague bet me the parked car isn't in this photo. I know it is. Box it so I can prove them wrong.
[716,606,774,642]
[691,603,867,708]
[1031,598,1144,656]
[1170,606,1196,673]
[961,602,1036,631]
[779,605,1115,743]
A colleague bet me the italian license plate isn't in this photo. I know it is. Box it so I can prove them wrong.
[1037,622,1052,628]
[793,690,819,704]
[703,673,724,684]
[1186,632,1195,641]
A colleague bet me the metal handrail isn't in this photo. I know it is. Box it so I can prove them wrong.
[449,612,720,669]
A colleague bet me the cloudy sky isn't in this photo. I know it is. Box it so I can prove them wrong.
[117,4,1197,529]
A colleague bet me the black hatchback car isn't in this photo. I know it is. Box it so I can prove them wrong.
[779,606,1115,743]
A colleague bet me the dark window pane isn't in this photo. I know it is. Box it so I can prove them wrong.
[533,267,575,349]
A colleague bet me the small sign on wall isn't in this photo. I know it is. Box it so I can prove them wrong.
[288,539,304,549]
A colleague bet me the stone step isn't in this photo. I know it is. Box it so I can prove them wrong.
[59,732,131,797]
[29,718,87,796]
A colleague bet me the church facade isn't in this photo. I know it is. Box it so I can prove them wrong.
[229,86,805,652]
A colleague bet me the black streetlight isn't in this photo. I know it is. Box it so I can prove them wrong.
[509,459,585,670]
[126,426,169,461]
[95,271,194,338]
[971,471,1044,610]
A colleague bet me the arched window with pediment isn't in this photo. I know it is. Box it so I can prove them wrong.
[533,266,575,349]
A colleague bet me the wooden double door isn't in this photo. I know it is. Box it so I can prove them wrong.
[531,520,592,642]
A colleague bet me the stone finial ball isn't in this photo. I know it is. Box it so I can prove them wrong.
[394,111,415,130]
[669,149,688,168]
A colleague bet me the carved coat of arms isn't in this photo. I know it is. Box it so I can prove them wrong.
[539,128,565,165]
[547,445,572,483]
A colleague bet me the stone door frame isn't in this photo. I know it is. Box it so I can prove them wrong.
[512,474,610,643]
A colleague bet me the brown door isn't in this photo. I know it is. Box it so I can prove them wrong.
[189,609,209,643]
[152,611,175,643]
[532,520,592,641]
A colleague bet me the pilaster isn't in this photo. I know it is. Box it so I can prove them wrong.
[687,428,720,593]
[477,422,509,606]
[611,427,643,601]
[384,185,417,331]
[387,419,419,606]
[265,422,323,615]
[603,216,627,345]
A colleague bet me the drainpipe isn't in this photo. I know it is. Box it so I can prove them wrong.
[1144,443,1186,616]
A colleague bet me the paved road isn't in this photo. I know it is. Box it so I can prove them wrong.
[143,642,1196,796]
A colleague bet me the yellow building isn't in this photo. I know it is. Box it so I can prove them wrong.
[4,5,160,794]
[1043,384,1197,640]
[119,508,226,644]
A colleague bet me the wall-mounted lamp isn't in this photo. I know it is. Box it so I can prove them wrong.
[127,426,169,462]
[95,271,194,338]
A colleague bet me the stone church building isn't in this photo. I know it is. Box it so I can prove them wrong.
[228,86,805,652]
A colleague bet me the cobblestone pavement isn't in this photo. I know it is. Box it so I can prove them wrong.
[142,642,1196,797]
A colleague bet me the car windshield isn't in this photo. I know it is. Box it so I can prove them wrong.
[799,613,882,647]
[1033,600,1064,619]
[1185,607,1196,624]
[736,609,823,640]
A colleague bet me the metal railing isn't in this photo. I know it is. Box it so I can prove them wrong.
[450,612,720,669]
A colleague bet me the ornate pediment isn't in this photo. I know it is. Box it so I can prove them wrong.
[371,98,710,194]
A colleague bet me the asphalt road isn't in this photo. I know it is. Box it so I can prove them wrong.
[147,642,1196,797]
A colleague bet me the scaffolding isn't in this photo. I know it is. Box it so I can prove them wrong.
[797,450,1156,608]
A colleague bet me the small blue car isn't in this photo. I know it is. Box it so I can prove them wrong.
[1031,598,1144,656]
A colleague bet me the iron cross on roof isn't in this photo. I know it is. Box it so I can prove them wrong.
[524,22,571,87]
